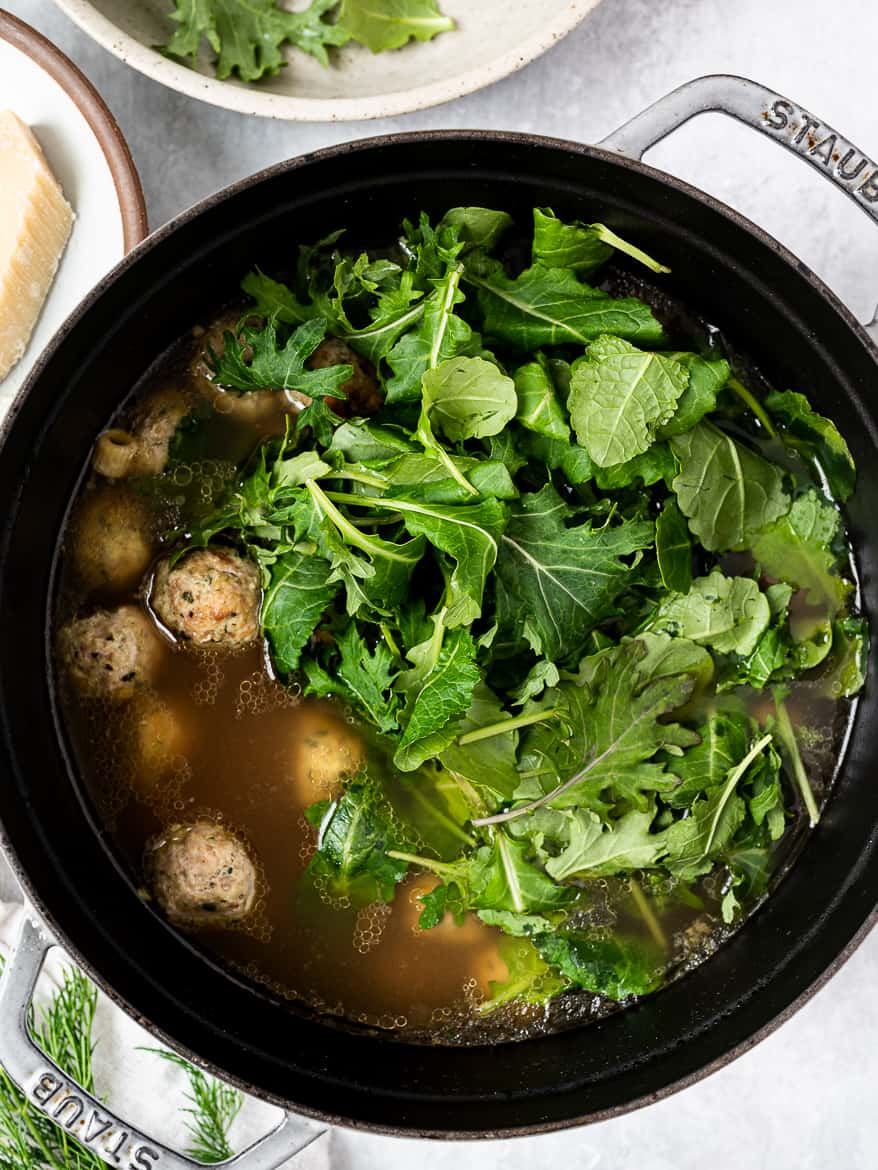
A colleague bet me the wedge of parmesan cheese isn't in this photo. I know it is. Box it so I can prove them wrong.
[0,110,74,383]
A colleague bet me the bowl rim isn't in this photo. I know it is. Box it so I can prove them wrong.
[0,9,148,249]
[50,0,602,122]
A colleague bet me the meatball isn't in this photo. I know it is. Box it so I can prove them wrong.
[308,338,382,416]
[59,605,162,700]
[130,388,191,476]
[151,547,261,647]
[290,706,366,802]
[192,310,281,424]
[145,819,256,927]
[69,489,154,593]
[135,700,189,780]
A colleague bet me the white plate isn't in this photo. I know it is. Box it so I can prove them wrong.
[0,12,146,418]
[52,0,602,122]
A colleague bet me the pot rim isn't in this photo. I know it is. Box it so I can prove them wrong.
[2,127,876,1139]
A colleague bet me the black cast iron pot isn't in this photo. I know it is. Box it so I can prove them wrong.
[0,76,877,1165]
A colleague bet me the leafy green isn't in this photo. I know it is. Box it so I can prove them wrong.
[531,207,670,276]
[766,389,856,501]
[671,421,791,551]
[513,353,570,441]
[752,489,848,612]
[262,550,340,673]
[394,614,481,770]
[466,262,665,350]
[478,936,568,1013]
[439,684,521,809]
[422,356,517,442]
[306,781,409,904]
[163,0,349,82]
[655,353,730,438]
[655,498,692,593]
[545,806,667,880]
[304,623,400,733]
[337,0,454,51]
[649,570,771,656]
[569,336,689,466]
[534,930,665,1000]
[494,484,654,661]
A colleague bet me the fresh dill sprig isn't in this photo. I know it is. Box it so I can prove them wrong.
[0,955,103,1170]
[145,1049,243,1164]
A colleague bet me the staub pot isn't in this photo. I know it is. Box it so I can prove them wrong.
[0,76,877,1167]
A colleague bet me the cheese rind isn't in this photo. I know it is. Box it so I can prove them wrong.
[0,110,74,382]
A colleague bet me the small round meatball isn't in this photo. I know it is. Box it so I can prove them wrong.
[131,388,191,476]
[145,819,256,927]
[308,338,382,416]
[135,700,190,780]
[192,310,281,424]
[69,489,154,593]
[151,547,261,647]
[59,605,162,700]
[290,706,366,802]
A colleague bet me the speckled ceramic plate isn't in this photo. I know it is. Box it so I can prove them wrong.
[51,0,602,122]
[0,11,146,416]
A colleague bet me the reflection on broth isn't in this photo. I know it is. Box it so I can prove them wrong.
[53,218,865,1045]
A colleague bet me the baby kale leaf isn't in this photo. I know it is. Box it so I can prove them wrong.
[655,353,730,438]
[534,929,665,1000]
[501,637,705,822]
[437,206,513,253]
[649,570,771,656]
[670,421,790,551]
[303,623,401,734]
[531,207,670,277]
[439,684,521,809]
[164,0,349,82]
[466,262,665,350]
[513,353,571,441]
[394,611,481,771]
[477,936,568,1014]
[766,388,856,501]
[751,489,849,612]
[663,733,773,880]
[421,356,517,442]
[544,806,667,881]
[262,549,340,673]
[306,782,409,906]
[493,484,654,662]
[569,336,689,466]
[661,710,752,809]
[337,0,454,52]
[385,262,479,403]
[655,498,693,594]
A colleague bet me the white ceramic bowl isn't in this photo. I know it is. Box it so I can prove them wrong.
[52,0,601,122]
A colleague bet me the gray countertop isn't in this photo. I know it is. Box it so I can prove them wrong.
[4,0,878,1165]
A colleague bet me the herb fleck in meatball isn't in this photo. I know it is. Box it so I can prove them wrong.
[151,547,261,647]
[69,489,154,593]
[59,605,162,700]
[309,337,382,416]
[145,819,256,927]
[291,706,366,801]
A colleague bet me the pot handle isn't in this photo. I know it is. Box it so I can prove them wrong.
[0,916,325,1170]
[599,74,878,340]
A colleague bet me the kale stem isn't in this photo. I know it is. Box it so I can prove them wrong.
[332,469,388,489]
[772,692,820,826]
[458,709,558,746]
[628,879,667,949]
[306,481,412,563]
[379,623,401,660]
[726,376,777,437]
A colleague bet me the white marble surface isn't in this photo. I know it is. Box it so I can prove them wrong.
[3,0,878,1165]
